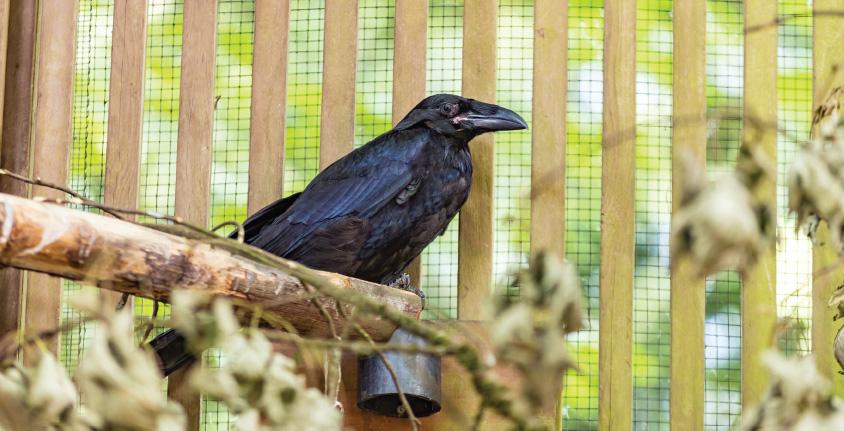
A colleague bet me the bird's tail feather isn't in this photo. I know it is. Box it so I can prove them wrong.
[149,328,196,376]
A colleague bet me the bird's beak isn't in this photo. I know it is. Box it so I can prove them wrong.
[460,100,528,132]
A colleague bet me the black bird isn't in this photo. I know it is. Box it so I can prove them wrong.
[151,94,527,375]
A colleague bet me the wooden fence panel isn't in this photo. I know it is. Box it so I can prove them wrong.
[0,0,27,339]
[103,0,148,309]
[599,0,635,429]
[169,0,218,427]
[670,1,706,429]
[23,0,79,363]
[248,0,289,214]
[458,0,496,320]
[813,0,844,396]
[319,0,357,170]
[741,0,778,406]
[392,0,427,286]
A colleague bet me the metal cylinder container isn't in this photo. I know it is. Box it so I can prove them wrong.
[357,328,442,418]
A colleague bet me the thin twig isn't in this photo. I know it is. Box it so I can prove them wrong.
[0,168,125,219]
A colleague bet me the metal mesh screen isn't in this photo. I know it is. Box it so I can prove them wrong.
[204,2,256,428]
[355,0,394,149]
[704,1,744,428]
[494,0,533,294]
[55,1,825,428]
[633,1,672,428]
[561,1,603,428]
[62,0,114,373]
[285,0,324,195]
[422,0,463,319]
[775,0,812,357]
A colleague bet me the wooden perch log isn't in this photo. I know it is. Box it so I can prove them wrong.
[0,193,422,341]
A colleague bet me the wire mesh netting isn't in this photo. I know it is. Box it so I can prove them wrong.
[704,1,744,428]
[775,0,813,357]
[285,0,324,195]
[561,1,603,428]
[62,0,114,373]
[53,1,823,429]
[422,0,463,319]
[355,0,394,150]
[494,1,532,294]
[204,2,256,427]
[633,1,672,428]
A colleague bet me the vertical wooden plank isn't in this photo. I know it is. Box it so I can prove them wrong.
[319,0,357,170]
[457,0,496,321]
[670,0,706,429]
[103,0,147,309]
[530,0,566,259]
[248,0,289,214]
[0,0,28,339]
[741,0,778,406]
[392,0,427,284]
[169,0,217,428]
[23,0,79,362]
[532,1,566,426]
[813,0,844,396]
[598,0,635,429]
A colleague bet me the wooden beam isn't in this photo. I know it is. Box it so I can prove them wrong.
[103,0,147,309]
[670,0,706,429]
[319,0,357,170]
[171,0,217,426]
[458,0,496,321]
[248,0,289,214]
[530,0,566,259]
[24,0,78,363]
[741,0,778,406]
[0,0,29,339]
[531,0,566,425]
[813,0,844,396]
[392,0,427,285]
[0,192,423,339]
[599,0,635,429]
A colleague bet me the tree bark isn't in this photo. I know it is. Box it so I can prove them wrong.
[0,193,422,341]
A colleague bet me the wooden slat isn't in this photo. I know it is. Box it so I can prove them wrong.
[458,0,496,321]
[0,0,28,339]
[248,0,289,214]
[670,0,706,429]
[530,0,566,259]
[23,0,79,363]
[741,0,778,407]
[319,0,357,170]
[169,0,217,427]
[813,0,844,396]
[103,0,147,309]
[392,0,427,285]
[598,0,635,429]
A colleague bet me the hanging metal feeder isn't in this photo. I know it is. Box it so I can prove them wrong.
[357,328,442,418]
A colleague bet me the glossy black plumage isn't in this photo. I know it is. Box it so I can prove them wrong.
[151,94,527,375]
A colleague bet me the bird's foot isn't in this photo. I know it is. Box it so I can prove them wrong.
[389,273,426,309]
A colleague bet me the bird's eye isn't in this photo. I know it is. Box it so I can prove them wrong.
[440,103,459,117]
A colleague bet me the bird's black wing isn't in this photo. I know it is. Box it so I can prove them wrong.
[246,129,426,258]
[229,192,302,242]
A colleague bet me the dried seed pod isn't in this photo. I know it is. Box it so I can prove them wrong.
[488,252,584,422]
[739,351,844,431]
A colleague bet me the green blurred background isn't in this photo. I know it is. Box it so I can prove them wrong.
[61,0,814,429]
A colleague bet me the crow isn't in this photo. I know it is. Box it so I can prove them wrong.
[151,94,527,375]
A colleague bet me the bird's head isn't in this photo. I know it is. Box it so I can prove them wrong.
[394,94,527,140]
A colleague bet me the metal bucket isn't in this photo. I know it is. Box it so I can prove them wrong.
[357,328,442,417]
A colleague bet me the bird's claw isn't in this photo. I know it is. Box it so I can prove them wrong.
[389,273,426,309]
